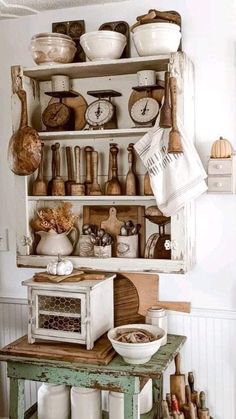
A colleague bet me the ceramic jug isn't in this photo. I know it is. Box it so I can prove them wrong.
[36,228,78,256]
[38,383,70,419]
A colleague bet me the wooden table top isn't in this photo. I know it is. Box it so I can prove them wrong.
[0,334,186,378]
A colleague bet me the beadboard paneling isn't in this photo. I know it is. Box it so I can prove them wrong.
[0,298,235,419]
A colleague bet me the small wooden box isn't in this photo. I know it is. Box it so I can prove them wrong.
[22,274,115,350]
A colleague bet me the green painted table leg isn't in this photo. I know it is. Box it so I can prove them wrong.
[124,393,139,419]
[9,378,25,419]
[152,376,163,419]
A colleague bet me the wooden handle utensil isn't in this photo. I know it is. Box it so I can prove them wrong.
[170,353,186,409]
[183,385,198,419]
[47,144,56,195]
[198,391,210,419]
[105,143,116,194]
[84,146,94,194]
[106,145,122,195]
[188,372,199,406]
[161,400,171,418]
[65,146,75,195]
[125,143,138,196]
[71,146,85,196]
[160,71,172,128]
[144,171,153,195]
[89,150,102,195]
[168,77,183,154]
[52,142,65,196]
[32,142,47,196]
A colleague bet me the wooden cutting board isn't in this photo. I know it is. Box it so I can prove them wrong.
[0,334,115,365]
[83,205,146,257]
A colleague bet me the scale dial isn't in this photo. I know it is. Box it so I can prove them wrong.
[85,99,114,127]
[130,97,159,125]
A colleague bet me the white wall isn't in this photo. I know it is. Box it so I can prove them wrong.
[0,0,236,309]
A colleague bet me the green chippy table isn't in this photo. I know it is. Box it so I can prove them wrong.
[0,334,186,419]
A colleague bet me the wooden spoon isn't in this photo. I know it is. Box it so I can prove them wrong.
[89,150,102,195]
[65,146,75,195]
[84,146,94,195]
[32,142,47,196]
[47,144,56,195]
[71,146,85,196]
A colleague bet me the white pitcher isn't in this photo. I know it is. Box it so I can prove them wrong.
[36,228,78,256]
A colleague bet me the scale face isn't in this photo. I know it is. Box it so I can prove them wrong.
[85,89,121,129]
[85,99,114,128]
[130,97,159,126]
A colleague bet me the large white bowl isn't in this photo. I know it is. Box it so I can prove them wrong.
[133,23,181,56]
[108,324,165,364]
[30,33,76,65]
[80,30,127,61]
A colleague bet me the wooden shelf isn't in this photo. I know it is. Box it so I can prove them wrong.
[17,255,185,274]
[38,127,150,140]
[28,196,155,203]
[23,55,171,81]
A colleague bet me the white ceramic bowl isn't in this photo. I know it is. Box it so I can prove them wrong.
[80,30,127,61]
[30,32,77,65]
[132,23,181,56]
[108,324,165,364]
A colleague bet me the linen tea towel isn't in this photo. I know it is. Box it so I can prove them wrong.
[134,118,207,216]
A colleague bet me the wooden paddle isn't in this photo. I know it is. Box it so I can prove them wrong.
[89,151,102,195]
[160,71,172,128]
[106,144,122,195]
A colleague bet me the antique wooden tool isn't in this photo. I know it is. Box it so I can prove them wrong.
[47,144,56,195]
[106,144,122,195]
[84,146,94,194]
[125,143,138,196]
[198,391,210,419]
[65,146,75,195]
[51,142,65,196]
[168,76,183,153]
[188,372,199,406]
[63,95,87,130]
[104,143,115,194]
[71,146,85,196]
[170,353,186,409]
[160,71,172,128]
[89,150,102,195]
[144,172,153,195]
[171,394,184,418]
[8,89,42,175]
[183,385,197,419]
[162,400,171,418]
[32,142,47,196]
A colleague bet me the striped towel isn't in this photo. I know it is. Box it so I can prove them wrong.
[134,118,207,216]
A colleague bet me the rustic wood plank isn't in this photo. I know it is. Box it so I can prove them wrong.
[124,393,139,419]
[9,378,25,419]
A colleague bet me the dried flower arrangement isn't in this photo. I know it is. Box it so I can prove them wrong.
[31,203,78,234]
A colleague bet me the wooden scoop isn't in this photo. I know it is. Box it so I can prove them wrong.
[89,150,102,195]
[160,71,172,128]
[170,353,186,409]
[32,142,47,196]
[8,89,42,175]
[65,146,75,195]
[84,146,94,195]
[168,77,183,154]
[106,144,122,195]
[198,392,210,419]
[52,142,65,196]
[188,372,199,406]
[125,143,138,195]
[71,146,85,196]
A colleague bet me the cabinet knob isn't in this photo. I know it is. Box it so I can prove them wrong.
[164,240,177,251]
[215,164,223,169]
[215,182,223,188]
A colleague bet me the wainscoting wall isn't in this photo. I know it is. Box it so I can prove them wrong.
[0,297,235,419]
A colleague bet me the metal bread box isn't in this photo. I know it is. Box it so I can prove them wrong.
[22,273,115,349]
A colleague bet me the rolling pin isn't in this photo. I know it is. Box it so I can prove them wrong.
[170,353,186,409]
[125,143,138,195]
[65,146,75,195]
[198,392,210,419]
[183,385,197,419]
[168,76,183,154]
[188,372,199,406]
[32,142,47,196]
[52,142,65,196]
[89,150,102,195]
[71,146,85,196]
[84,146,94,195]
[47,144,56,195]
[160,71,172,128]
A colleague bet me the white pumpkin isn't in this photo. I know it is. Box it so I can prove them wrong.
[47,258,73,276]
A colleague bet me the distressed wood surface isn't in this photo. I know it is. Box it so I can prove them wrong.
[9,378,25,419]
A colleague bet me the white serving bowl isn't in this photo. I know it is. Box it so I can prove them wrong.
[80,30,127,61]
[132,22,181,56]
[108,324,165,364]
[30,32,77,65]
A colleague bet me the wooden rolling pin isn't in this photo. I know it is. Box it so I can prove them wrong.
[32,142,47,196]
[170,353,186,409]
[188,372,199,406]
[65,146,75,195]
[198,391,210,419]
[84,146,94,195]
[168,77,183,154]
[71,146,85,196]
[89,150,102,195]
[52,142,65,196]
[160,71,172,128]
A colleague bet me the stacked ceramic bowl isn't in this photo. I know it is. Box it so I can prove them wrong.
[80,30,127,61]
[132,22,181,56]
[30,33,77,65]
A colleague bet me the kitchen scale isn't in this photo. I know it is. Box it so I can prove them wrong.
[85,89,121,129]
[129,84,162,128]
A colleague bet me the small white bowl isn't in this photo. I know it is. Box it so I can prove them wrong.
[108,324,165,364]
[80,30,127,61]
[133,23,181,56]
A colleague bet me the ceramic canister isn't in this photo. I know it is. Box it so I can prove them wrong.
[71,387,102,419]
[145,306,167,346]
[137,70,156,86]
[116,234,139,258]
[51,75,70,91]
[38,383,70,419]
[94,244,112,258]
[76,234,94,257]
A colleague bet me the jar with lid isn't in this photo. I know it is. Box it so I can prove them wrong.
[145,306,167,346]
[38,383,70,419]
[71,387,102,419]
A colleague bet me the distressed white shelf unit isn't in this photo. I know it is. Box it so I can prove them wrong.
[12,52,195,274]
